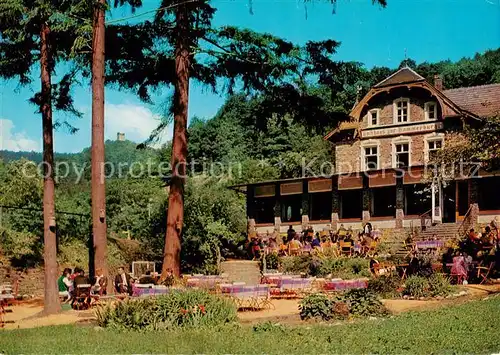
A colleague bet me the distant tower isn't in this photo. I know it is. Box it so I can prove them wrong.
[117,132,125,141]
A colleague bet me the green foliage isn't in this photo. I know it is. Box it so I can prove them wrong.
[299,293,337,321]
[4,297,500,354]
[403,276,430,298]
[180,176,247,273]
[299,289,387,321]
[281,255,370,279]
[343,289,388,317]
[427,274,453,297]
[95,289,237,330]
[252,321,285,333]
[261,252,280,271]
[367,275,402,299]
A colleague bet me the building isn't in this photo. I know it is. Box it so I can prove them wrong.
[234,67,500,235]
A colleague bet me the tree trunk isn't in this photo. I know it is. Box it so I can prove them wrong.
[40,22,60,315]
[161,5,191,278]
[91,0,109,291]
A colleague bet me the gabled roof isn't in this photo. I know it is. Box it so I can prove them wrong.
[373,67,425,88]
[443,83,500,118]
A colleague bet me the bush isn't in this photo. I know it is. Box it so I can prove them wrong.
[299,293,334,321]
[343,289,389,317]
[403,276,430,298]
[299,290,388,321]
[428,273,453,297]
[368,274,402,298]
[281,255,370,279]
[261,252,280,271]
[95,289,237,330]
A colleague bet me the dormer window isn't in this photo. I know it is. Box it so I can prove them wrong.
[393,98,410,123]
[368,109,379,127]
[424,102,437,120]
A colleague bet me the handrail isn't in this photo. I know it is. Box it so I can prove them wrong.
[419,209,432,231]
[457,205,474,239]
[419,209,432,218]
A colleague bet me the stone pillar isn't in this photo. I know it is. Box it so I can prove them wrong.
[331,176,339,230]
[395,177,404,228]
[247,218,256,238]
[301,180,309,230]
[246,186,255,237]
[362,175,370,223]
[273,183,281,232]
[469,178,479,226]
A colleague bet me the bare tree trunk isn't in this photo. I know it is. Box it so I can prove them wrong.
[91,0,109,291]
[40,22,60,315]
[161,5,191,278]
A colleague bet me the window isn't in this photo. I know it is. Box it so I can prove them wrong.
[394,142,410,168]
[394,98,410,123]
[363,146,379,170]
[368,109,379,126]
[427,138,443,161]
[425,102,437,120]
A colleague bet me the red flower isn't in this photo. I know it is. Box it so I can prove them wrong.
[199,305,206,314]
[180,308,188,315]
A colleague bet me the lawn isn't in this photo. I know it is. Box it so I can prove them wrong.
[1,296,500,354]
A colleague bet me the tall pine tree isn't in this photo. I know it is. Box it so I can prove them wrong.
[0,0,83,314]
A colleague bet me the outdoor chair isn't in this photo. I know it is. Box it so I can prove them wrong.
[476,261,495,285]
[340,241,353,256]
[72,284,92,310]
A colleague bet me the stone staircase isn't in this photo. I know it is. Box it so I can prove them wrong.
[416,223,461,241]
[220,260,261,285]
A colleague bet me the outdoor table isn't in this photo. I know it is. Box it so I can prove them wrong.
[186,276,227,289]
[134,286,171,297]
[323,278,368,291]
[415,240,445,249]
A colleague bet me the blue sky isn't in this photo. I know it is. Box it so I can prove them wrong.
[1,0,499,153]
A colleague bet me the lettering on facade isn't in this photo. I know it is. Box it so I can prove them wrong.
[361,122,443,138]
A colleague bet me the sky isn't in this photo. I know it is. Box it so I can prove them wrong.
[1,0,499,153]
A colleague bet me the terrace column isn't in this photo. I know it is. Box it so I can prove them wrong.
[331,176,339,230]
[469,179,479,226]
[362,175,371,223]
[273,183,281,233]
[395,177,405,228]
[246,185,256,238]
[301,180,309,230]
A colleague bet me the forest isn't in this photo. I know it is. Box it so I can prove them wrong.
[1,47,500,274]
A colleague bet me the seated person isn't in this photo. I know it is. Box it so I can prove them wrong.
[289,235,303,254]
[114,266,133,295]
[73,267,89,287]
[139,270,156,285]
[57,268,73,301]
[311,233,321,249]
[93,268,108,296]
[321,237,333,249]
[251,238,261,260]
[337,224,347,237]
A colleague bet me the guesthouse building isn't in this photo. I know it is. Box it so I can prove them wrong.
[233,67,500,235]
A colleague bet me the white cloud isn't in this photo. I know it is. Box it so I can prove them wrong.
[0,119,40,152]
[105,103,171,144]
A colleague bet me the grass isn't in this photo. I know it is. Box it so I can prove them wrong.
[1,296,500,354]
